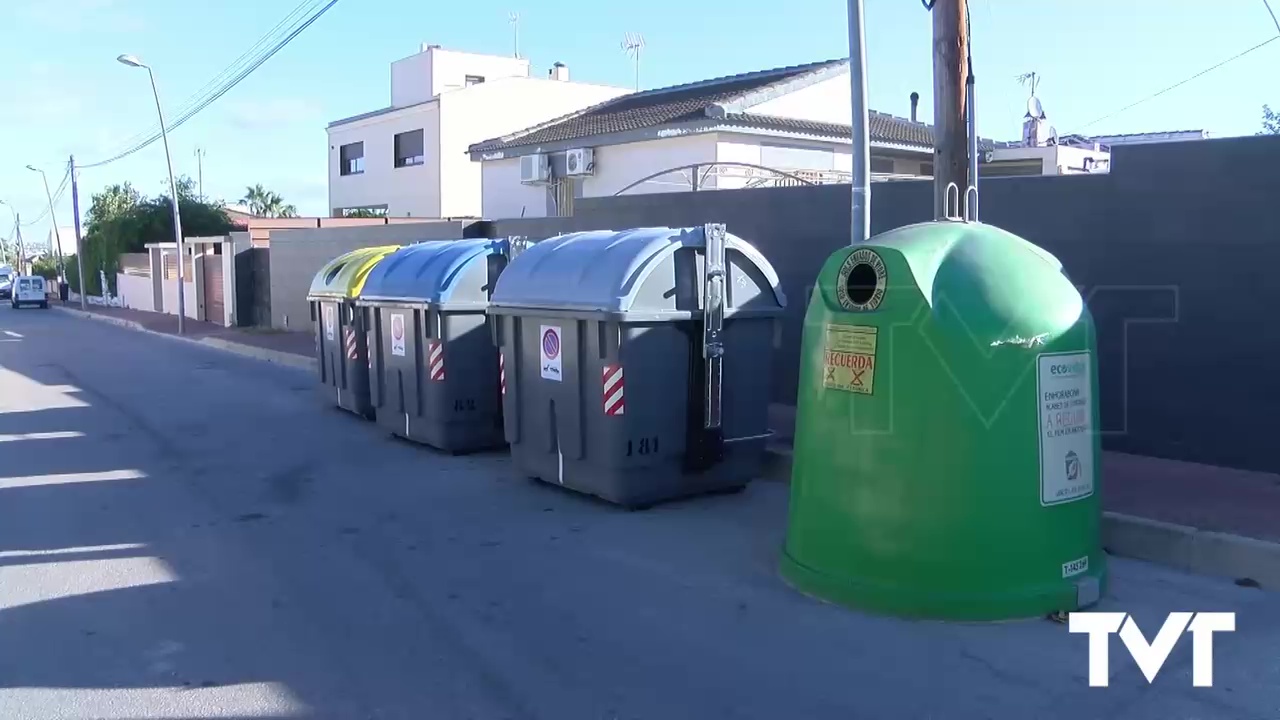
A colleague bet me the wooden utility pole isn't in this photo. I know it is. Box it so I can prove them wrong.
[931,0,969,220]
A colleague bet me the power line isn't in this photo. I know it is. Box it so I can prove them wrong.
[1264,0,1280,35]
[18,163,72,227]
[80,0,341,169]
[95,0,324,158]
[1072,35,1280,133]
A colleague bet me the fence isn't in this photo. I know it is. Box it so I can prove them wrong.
[120,253,150,278]
[473,134,1280,476]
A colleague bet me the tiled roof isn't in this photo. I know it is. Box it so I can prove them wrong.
[470,59,847,153]
[470,59,996,154]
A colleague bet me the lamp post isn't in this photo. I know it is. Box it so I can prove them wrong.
[118,53,185,334]
[26,165,66,278]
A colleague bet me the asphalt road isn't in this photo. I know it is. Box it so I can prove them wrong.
[1,306,1278,720]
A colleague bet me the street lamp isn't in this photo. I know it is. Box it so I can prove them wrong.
[118,53,186,334]
[25,165,66,278]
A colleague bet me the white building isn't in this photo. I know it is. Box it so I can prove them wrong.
[469,59,956,219]
[326,45,629,219]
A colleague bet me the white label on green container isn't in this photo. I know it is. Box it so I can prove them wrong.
[1037,352,1094,506]
[1062,555,1089,578]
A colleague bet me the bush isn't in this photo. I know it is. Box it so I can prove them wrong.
[30,257,60,282]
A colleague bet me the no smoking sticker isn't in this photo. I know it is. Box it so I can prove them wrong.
[822,324,877,395]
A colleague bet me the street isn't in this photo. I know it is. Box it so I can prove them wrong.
[1,307,1277,720]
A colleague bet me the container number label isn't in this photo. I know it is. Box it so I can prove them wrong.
[626,437,659,457]
[822,324,877,395]
[1062,556,1089,578]
[1037,352,1095,506]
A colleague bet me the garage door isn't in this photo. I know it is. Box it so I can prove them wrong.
[203,253,224,324]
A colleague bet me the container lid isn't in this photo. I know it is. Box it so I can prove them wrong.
[307,246,399,300]
[357,238,508,309]
[489,226,785,320]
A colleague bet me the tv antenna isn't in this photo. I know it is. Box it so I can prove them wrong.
[509,12,520,58]
[621,32,645,91]
[1016,71,1044,118]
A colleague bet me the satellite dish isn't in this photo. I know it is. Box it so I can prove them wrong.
[1026,95,1045,120]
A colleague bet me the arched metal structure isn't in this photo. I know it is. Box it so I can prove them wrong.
[611,162,824,197]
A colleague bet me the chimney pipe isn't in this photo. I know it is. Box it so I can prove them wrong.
[910,91,919,123]
[550,62,569,81]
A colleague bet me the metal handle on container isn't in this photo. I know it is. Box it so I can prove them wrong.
[944,182,964,221]
[702,223,726,431]
[964,185,979,222]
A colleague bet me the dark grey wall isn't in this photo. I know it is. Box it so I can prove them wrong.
[479,135,1280,474]
[268,221,475,331]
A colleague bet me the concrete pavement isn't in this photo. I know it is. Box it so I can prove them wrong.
[2,305,1278,720]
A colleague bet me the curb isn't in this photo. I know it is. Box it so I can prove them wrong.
[54,306,317,373]
[762,446,1280,590]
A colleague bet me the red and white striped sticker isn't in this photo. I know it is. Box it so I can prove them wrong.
[499,352,506,396]
[602,364,625,416]
[344,327,358,361]
[428,340,446,381]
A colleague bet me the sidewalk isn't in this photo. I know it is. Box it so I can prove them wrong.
[56,303,315,369]
[57,302,1280,588]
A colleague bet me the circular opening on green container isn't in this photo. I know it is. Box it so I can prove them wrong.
[844,263,879,306]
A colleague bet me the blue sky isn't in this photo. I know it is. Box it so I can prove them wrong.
[1,0,1276,251]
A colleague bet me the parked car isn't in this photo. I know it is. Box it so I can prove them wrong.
[0,274,11,300]
[11,275,49,309]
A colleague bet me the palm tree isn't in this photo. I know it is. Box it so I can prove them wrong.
[240,184,298,218]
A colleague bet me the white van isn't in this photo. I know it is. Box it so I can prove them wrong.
[11,276,49,309]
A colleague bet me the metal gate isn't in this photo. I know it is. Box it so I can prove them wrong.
[203,253,224,324]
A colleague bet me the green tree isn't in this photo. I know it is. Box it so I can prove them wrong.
[74,175,234,295]
[1264,105,1280,135]
[30,256,59,281]
[85,182,142,231]
[240,184,298,218]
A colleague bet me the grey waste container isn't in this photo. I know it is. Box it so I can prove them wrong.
[356,238,510,453]
[488,224,786,508]
[307,245,399,419]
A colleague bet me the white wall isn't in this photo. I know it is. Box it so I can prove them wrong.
[749,73,852,126]
[714,137,760,190]
[429,49,529,97]
[481,158,548,219]
[480,133,718,219]
[116,273,155,313]
[327,103,441,218]
[585,134,719,198]
[392,47,529,108]
[390,51,433,108]
[439,77,629,217]
[161,280,198,319]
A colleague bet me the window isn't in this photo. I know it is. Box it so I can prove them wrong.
[465,75,485,87]
[394,130,425,168]
[920,162,934,176]
[760,143,835,171]
[870,157,895,174]
[339,142,364,176]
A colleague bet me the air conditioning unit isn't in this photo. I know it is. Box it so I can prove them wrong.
[520,153,550,185]
[564,148,595,177]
